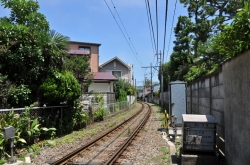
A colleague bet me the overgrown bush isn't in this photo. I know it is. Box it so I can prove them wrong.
[0,104,57,161]
[40,70,81,105]
[8,84,31,108]
[94,107,108,122]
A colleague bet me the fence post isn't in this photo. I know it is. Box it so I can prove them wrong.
[61,107,63,136]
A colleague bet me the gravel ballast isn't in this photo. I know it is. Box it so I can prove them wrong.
[26,103,170,165]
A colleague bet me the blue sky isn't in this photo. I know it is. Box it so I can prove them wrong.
[0,0,188,86]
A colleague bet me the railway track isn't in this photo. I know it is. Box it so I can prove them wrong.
[48,102,152,165]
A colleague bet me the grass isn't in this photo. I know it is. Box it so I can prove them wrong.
[174,136,182,163]
[150,147,171,165]
[13,103,141,162]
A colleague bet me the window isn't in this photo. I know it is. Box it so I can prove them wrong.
[78,46,90,54]
[112,71,121,78]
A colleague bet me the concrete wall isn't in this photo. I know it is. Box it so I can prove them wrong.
[88,82,114,92]
[127,95,135,104]
[223,50,250,165]
[187,70,225,156]
[186,49,250,165]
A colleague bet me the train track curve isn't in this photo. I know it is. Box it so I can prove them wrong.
[49,102,152,165]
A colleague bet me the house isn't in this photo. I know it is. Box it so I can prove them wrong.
[88,72,117,93]
[69,41,101,72]
[68,41,119,104]
[99,56,134,85]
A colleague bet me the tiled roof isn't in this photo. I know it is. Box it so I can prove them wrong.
[99,56,130,69]
[93,72,117,82]
[70,41,101,46]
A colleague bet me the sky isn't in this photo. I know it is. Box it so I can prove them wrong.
[0,0,188,86]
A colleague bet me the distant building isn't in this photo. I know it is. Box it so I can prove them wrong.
[69,41,101,73]
[99,56,134,85]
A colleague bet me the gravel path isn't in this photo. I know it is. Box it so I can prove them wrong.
[118,103,170,165]
[27,103,170,165]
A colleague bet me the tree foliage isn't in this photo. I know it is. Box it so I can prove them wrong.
[64,55,93,93]
[40,70,81,105]
[0,0,91,107]
[114,78,135,101]
[212,2,250,58]
[163,0,249,84]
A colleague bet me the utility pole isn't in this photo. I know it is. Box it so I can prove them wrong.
[151,62,153,102]
[135,79,137,101]
[144,73,146,102]
[156,51,164,109]
[160,50,164,109]
[142,63,154,102]
[142,52,163,105]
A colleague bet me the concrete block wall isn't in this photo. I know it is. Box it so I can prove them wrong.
[187,70,225,156]
[187,49,250,165]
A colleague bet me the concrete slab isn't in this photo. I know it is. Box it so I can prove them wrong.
[25,157,31,163]
[181,153,218,165]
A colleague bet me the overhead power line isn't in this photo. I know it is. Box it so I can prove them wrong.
[110,0,142,67]
[156,0,158,55]
[145,0,157,52]
[162,0,169,64]
[166,0,177,62]
[145,0,155,55]
[103,0,144,71]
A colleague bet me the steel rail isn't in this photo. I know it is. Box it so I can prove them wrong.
[104,103,152,165]
[50,103,145,165]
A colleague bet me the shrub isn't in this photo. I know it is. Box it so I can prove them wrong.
[40,70,80,105]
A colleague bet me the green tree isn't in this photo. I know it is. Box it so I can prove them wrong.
[0,0,49,84]
[212,2,250,58]
[158,62,170,91]
[0,0,50,106]
[64,55,93,93]
[39,70,81,105]
[43,29,70,72]
[0,74,15,108]
[168,16,194,81]
[114,78,135,101]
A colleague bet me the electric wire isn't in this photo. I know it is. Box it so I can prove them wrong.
[110,0,143,67]
[145,0,155,55]
[145,0,158,81]
[103,0,145,74]
[146,0,157,52]
[162,0,169,64]
[156,0,158,56]
[166,0,177,62]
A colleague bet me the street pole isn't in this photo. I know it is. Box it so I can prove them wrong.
[161,50,164,109]
[151,62,153,102]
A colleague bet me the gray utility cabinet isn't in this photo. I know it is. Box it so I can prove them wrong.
[182,114,216,152]
[169,80,187,126]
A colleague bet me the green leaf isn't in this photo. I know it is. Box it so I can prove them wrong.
[17,138,26,143]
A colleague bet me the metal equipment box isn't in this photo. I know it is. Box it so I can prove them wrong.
[182,114,216,152]
[2,126,15,139]
[169,81,187,126]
